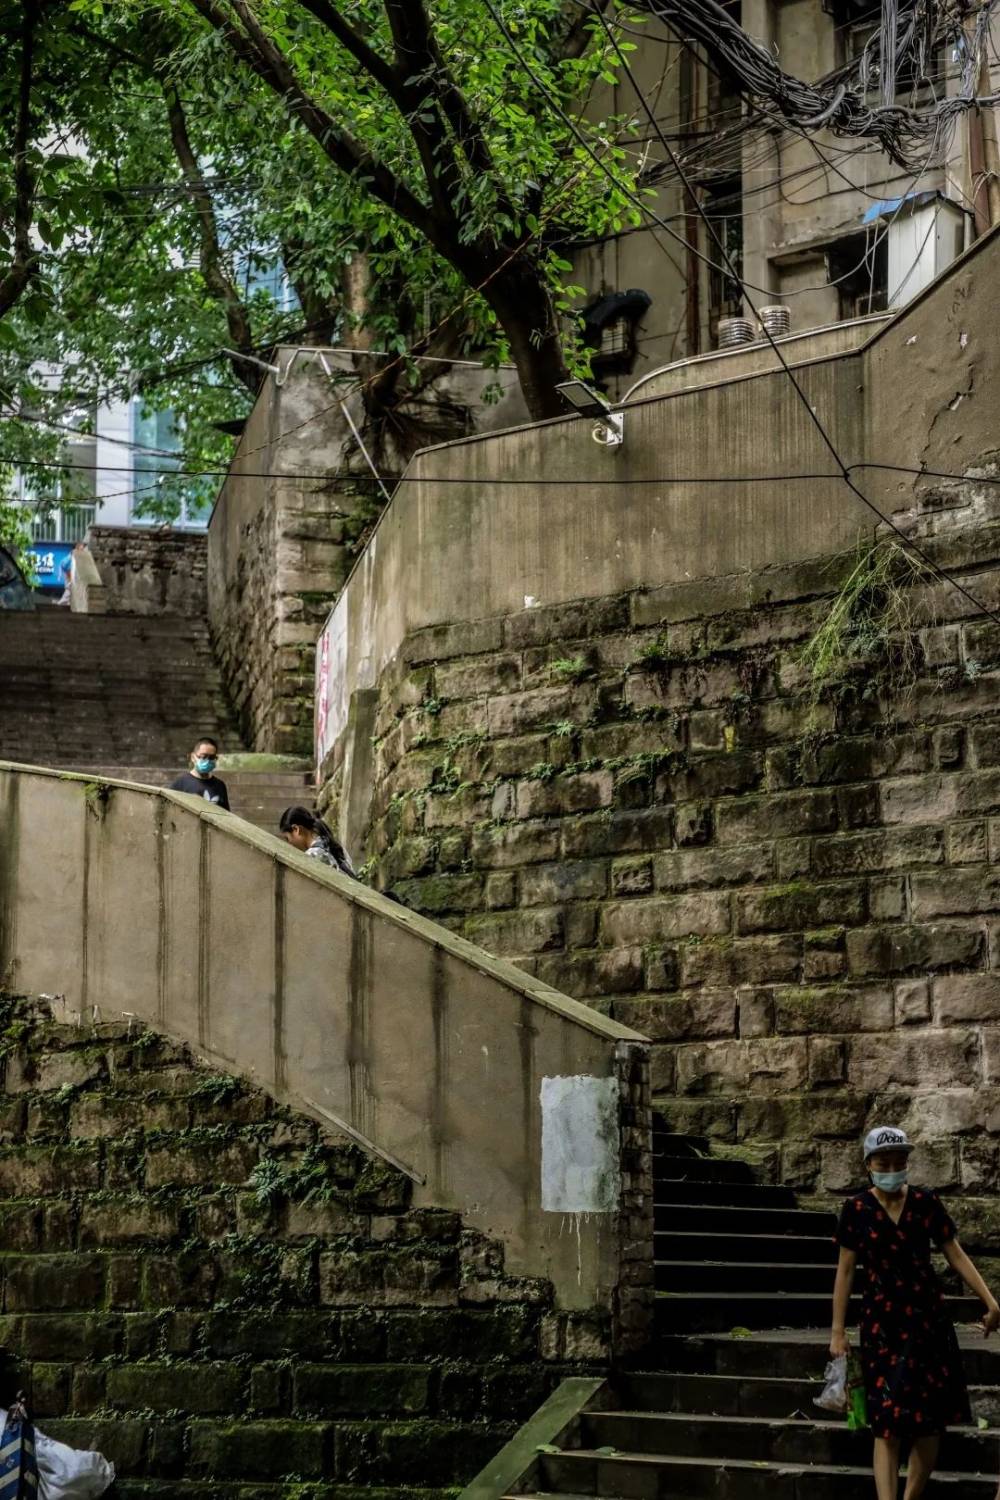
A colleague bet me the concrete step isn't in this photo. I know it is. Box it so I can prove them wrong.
[615,1369,1000,1424]
[657,1327,1000,1382]
[582,1410,1000,1470]
[50,765,318,835]
[653,1291,982,1334]
[656,1260,843,1295]
[652,1203,837,1238]
[655,1154,755,1184]
[655,1232,838,1266]
[533,1450,997,1498]
[654,1180,797,1211]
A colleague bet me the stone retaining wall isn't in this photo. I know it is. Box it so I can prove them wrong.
[86,527,207,617]
[0,995,584,1498]
[207,355,383,756]
[352,463,1000,1224]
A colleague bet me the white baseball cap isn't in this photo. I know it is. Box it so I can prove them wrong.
[863,1125,913,1159]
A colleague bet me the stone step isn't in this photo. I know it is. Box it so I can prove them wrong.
[650,1129,710,1157]
[655,1232,838,1265]
[655,1260,842,1295]
[654,1180,797,1211]
[657,1327,1000,1382]
[614,1370,1000,1424]
[653,1292,982,1334]
[115,1488,454,1499]
[53,765,318,835]
[655,1154,755,1184]
[533,1450,997,1498]
[582,1410,1000,1470]
[653,1203,837,1238]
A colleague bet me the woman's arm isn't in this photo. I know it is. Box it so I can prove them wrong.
[830,1245,857,1356]
[943,1239,1000,1335]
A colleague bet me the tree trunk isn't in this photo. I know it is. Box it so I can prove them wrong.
[481,258,571,421]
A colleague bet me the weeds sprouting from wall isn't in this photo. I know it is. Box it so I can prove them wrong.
[801,540,932,713]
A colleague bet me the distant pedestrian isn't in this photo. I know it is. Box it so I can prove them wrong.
[169,736,230,810]
[57,544,85,606]
[279,806,354,876]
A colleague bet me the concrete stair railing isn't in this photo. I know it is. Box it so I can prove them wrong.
[0,761,651,1349]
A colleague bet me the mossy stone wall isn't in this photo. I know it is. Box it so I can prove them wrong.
[0,997,588,1498]
[350,467,1000,1229]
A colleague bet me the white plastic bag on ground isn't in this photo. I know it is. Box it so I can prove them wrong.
[0,1411,115,1500]
[814,1355,849,1413]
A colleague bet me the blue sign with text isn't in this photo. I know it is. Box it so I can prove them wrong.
[26,541,74,591]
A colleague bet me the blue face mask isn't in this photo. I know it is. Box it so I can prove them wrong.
[871,1169,908,1193]
[194,757,217,775]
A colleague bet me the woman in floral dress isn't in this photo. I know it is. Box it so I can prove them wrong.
[829,1125,1000,1499]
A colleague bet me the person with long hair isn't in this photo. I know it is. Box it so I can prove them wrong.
[278,806,355,878]
[830,1124,1000,1499]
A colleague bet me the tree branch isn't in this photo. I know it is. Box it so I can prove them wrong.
[185,0,446,252]
[560,0,614,61]
[296,0,398,96]
[0,1,41,319]
[162,82,259,394]
[382,0,499,183]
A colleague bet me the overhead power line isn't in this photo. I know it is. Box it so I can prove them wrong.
[5,452,1000,492]
[593,2,1000,629]
[625,0,1000,168]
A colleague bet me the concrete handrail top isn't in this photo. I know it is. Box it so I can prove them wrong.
[0,760,647,1047]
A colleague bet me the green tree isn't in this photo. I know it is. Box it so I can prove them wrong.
[0,0,644,533]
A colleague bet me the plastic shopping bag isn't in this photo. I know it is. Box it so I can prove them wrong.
[846,1352,869,1432]
[0,1411,114,1500]
[814,1354,848,1412]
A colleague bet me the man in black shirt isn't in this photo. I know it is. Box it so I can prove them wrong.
[169,735,230,810]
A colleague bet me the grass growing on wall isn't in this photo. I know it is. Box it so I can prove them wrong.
[802,539,932,708]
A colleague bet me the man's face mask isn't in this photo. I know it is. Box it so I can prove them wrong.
[195,756,217,775]
[871,1169,908,1193]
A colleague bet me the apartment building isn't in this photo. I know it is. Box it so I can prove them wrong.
[574,1,995,399]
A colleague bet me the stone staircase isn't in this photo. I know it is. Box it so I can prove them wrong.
[0,609,241,768]
[478,1124,1000,1497]
[0,609,314,833]
[82,763,316,836]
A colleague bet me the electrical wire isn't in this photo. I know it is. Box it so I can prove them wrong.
[481,0,943,307]
[6,455,1000,490]
[626,0,999,169]
[579,0,1000,631]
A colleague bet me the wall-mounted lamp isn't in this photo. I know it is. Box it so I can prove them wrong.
[555,379,624,448]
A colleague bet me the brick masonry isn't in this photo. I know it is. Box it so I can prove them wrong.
[210,475,381,758]
[86,528,208,618]
[345,465,1000,1226]
[0,995,600,1498]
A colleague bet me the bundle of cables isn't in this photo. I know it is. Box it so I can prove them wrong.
[630,0,999,168]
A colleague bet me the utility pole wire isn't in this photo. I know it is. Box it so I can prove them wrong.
[483,0,1000,633]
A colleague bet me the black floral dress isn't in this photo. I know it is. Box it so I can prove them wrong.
[835,1187,971,1439]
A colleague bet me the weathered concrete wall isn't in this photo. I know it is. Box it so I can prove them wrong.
[0,764,651,1347]
[356,460,1000,1226]
[0,994,583,1495]
[206,348,529,758]
[207,353,381,756]
[86,527,206,617]
[311,229,1000,1225]
[317,229,999,795]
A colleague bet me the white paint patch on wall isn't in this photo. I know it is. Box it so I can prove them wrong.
[540,1075,620,1214]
